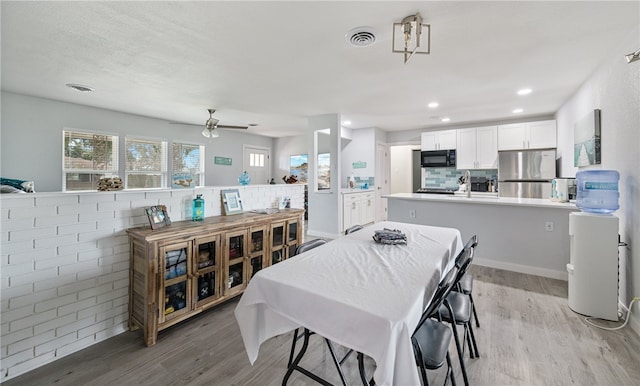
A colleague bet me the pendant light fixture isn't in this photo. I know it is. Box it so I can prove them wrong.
[392,12,431,64]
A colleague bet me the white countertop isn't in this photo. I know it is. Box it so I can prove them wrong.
[384,192,578,210]
[341,188,375,194]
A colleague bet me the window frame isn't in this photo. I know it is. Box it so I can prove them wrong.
[171,142,205,188]
[124,136,168,190]
[62,129,120,192]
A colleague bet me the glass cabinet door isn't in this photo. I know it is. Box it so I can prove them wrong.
[249,226,267,280]
[271,222,285,248]
[160,241,191,322]
[270,221,285,265]
[194,235,221,307]
[225,229,248,296]
[287,219,299,243]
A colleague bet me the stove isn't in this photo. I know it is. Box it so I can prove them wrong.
[415,188,457,195]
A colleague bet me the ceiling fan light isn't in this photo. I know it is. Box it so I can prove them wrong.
[202,127,220,139]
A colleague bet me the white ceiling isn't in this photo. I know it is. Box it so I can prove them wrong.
[2,1,639,138]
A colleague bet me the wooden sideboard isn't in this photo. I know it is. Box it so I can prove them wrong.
[127,209,304,346]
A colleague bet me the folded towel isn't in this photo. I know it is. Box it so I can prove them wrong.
[373,228,407,245]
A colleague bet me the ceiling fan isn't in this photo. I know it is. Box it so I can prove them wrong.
[171,108,249,139]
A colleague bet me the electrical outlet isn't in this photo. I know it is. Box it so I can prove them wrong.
[545,221,554,232]
[409,209,416,218]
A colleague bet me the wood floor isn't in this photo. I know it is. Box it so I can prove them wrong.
[5,266,640,386]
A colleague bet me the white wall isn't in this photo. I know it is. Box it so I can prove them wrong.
[273,134,308,183]
[0,184,305,381]
[555,26,640,334]
[1,92,274,192]
[340,127,376,187]
[389,145,414,194]
[307,114,342,238]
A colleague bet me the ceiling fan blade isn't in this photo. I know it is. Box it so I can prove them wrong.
[217,124,248,129]
[169,121,202,127]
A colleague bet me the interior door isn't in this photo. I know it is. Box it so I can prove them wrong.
[243,145,270,185]
[375,143,389,221]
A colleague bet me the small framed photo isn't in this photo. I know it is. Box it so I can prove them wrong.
[221,189,243,215]
[279,195,292,209]
[146,205,171,230]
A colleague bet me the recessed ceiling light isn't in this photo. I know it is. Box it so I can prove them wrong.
[248,123,258,127]
[517,88,532,96]
[512,108,524,113]
[441,117,451,122]
[342,120,351,125]
[66,83,94,92]
[428,102,439,108]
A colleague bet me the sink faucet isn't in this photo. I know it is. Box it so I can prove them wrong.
[465,170,471,198]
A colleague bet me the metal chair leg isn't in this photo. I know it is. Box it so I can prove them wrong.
[287,328,300,366]
[468,321,480,358]
[470,293,480,328]
[446,351,457,386]
[448,318,469,386]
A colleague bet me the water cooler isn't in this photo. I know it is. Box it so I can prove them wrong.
[567,212,619,320]
[567,170,621,321]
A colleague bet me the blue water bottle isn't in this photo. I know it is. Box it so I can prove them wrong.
[576,170,619,214]
[192,194,204,221]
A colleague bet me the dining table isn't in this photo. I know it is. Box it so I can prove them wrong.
[234,221,463,386]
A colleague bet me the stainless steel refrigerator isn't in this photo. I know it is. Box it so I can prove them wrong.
[498,148,556,198]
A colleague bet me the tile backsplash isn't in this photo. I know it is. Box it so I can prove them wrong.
[347,176,374,189]
[423,168,497,189]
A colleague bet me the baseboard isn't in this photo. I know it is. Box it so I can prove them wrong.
[474,257,568,281]
[306,229,341,240]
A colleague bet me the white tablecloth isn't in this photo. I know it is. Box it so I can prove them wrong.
[234,221,462,386]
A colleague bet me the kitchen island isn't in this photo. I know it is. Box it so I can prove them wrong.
[385,193,578,280]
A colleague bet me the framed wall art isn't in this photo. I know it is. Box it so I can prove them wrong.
[574,109,601,167]
[221,189,243,215]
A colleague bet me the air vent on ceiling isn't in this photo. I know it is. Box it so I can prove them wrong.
[66,83,94,92]
[346,27,377,47]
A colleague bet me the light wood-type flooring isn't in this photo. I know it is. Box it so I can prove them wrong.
[5,266,640,385]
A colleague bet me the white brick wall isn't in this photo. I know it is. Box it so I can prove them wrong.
[0,184,305,380]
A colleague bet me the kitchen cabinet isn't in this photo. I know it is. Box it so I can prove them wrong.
[498,120,556,150]
[421,130,457,150]
[127,209,304,346]
[456,126,498,169]
[342,191,375,232]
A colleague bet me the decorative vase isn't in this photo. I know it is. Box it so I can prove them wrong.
[238,171,251,186]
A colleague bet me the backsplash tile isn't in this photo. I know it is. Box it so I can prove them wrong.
[423,168,497,189]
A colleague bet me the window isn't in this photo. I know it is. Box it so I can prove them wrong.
[125,137,167,189]
[249,152,265,167]
[63,130,119,191]
[172,142,204,188]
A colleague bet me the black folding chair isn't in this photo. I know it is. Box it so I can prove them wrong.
[412,264,460,386]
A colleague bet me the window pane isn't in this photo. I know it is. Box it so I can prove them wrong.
[65,172,115,191]
[172,143,204,187]
[125,137,167,189]
[126,138,166,172]
[126,174,163,189]
[63,130,119,191]
[249,153,255,167]
[259,154,264,167]
[63,131,118,171]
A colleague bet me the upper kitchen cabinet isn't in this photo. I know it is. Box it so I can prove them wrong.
[421,130,457,151]
[456,126,498,169]
[498,120,557,150]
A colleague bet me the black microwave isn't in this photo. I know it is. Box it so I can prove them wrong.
[421,149,456,168]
